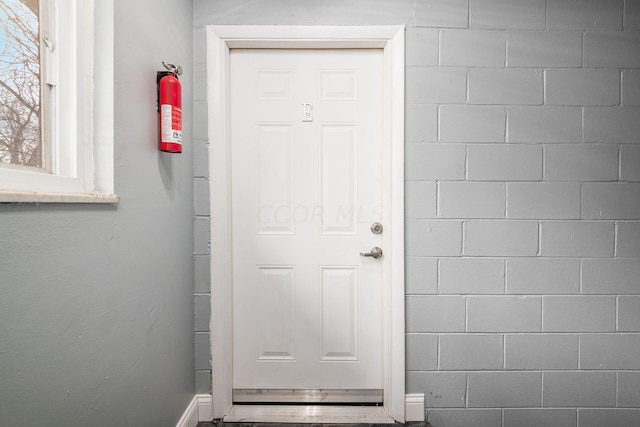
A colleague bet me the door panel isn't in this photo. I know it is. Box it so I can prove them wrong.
[230,49,384,394]
[320,124,358,235]
[320,267,359,361]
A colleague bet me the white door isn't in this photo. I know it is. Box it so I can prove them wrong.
[230,49,384,403]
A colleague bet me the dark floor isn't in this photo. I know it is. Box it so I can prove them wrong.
[197,422,429,427]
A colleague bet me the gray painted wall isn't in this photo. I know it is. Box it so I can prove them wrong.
[0,0,195,425]
[193,1,640,426]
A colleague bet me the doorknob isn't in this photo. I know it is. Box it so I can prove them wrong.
[360,247,383,259]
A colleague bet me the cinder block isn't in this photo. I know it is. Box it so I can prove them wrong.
[580,334,640,369]
[405,257,438,294]
[505,334,578,370]
[507,106,582,143]
[196,0,415,26]
[194,26,206,63]
[439,334,503,370]
[194,332,211,370]
[468,372,542,407]
[469,68,543,105]
[195,370,210,394]
[507,183,581,219]
[623,70,640,105]
[194,255,211,293]
[617,222,640,257]
[546,69,620,106]
[415,0,470,29]
[406,220,462,257]
[193,139,209,178]
[584,32,640,68]
[506,259,580,294]
[405,144,466,181]
[440,30,505,66]
[405,371,424,393]
[317,0,416,25]
[584,107,640,143]
[405,28,439,66]
[543,296,616,332]
[543,372,616,407]
[544,144,619,182]
[406,333,438,370]
[468,296,542,332]
[194,294,211,332]
[439,182,505,219]
[618,372,640,407]
[406,105,438,143]
[540,221,614,257]
[427,409,502,427]
[194,101,209,140]
[194,217,210,255]
[440,106,506,143]
[464,220,539,256]
[405,295,466,332]
[583,183,640,220]
[406,67,467,104]
[194,63,207,102]
[407,372,467,408]
[546,0,623,30]
[406,181,437,219]
[583,259,640,294]
[504,409,577,427]
[428,409,502,427]
[626,0,640,30]
[469,0,545,29]
[439,258,505,294]
[578,409,640,427]
[621,146,640,182]
[468,145,542,181]
[194,178,210,217]
[506,31,582,67]
[618,296,640,332]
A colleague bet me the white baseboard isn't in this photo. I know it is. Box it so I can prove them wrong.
[176,396,199,427]
[179,393,422,425]
[405,393,425,422]
[196,394,214,422]
[177,394,214,427]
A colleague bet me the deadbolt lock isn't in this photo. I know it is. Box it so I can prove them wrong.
[371,222,383,234]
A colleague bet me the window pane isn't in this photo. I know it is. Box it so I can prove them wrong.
[0,0,41,169]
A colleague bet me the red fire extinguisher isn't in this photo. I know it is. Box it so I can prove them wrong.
[157,62,183,153]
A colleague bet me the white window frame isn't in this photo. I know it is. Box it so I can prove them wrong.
[0,0,117,203]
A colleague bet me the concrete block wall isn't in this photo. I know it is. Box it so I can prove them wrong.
[193,0,640,425]
[193,24,211,393]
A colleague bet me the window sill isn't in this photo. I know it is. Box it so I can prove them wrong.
[0,191,120,204]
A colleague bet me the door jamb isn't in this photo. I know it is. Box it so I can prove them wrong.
[207,25,405,423]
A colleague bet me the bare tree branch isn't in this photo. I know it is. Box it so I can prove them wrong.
[0,79,38,115]
[19,0,38,17]
[0,0,40,166]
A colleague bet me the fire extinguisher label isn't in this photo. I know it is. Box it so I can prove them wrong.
[161,104,183,145]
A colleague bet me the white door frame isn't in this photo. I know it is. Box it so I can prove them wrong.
[207,25,405,423]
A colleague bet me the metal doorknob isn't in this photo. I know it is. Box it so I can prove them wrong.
[360,247,383,259]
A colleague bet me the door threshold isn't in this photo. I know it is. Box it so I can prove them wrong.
[224,404,396,424]
[233,388,383,404]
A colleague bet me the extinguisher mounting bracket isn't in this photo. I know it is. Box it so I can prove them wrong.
[162,61,183,76]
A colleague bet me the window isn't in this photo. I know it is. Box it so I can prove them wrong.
[0,0,41,169]
[0,0,116,203]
